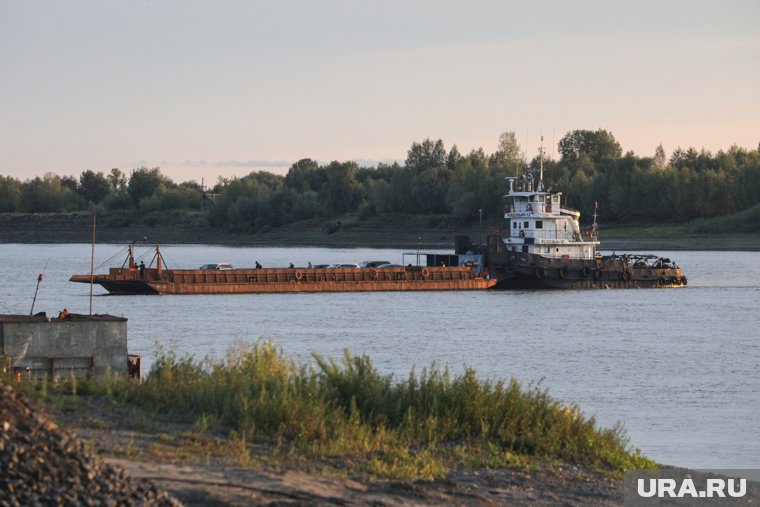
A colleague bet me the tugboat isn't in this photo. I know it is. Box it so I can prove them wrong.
[481,144,687,289]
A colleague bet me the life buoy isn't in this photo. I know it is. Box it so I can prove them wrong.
[295,270,303,280]
[534,267,545,279]
[422,268,430,278]
[559,266,568,279]
[581,266,591,278]
[370,268,378,279]
[519,230,525,238]
[593,269,603,281]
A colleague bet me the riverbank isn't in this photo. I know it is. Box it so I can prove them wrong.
[6,344,760,505]
[4,343,648,505]
[2,211,759,251]
[34,398,626,506]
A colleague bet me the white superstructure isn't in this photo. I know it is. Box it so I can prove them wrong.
[501,148,599,261]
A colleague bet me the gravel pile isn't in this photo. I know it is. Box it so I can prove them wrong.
[0,381,181,506]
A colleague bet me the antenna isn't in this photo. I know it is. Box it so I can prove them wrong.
[539,135,544,191]
[524,129,529,174]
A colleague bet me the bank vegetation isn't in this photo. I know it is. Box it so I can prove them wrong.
[8,342,653,481]
[1,131,758,235]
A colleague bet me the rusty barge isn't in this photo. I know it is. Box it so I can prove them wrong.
[70,246,495,294]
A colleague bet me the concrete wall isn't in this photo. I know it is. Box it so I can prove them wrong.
[0,315,127,378]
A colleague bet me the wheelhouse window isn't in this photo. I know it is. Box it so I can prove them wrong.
[535,220,543,229]
[524,221,529,228]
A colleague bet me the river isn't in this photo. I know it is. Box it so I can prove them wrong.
[1,243,758,469]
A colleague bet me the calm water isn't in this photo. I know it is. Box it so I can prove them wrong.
[1,243,758,469]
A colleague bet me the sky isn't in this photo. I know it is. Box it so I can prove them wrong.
[1,0,758,183]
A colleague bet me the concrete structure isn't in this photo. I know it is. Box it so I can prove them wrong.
[0,313,128,379]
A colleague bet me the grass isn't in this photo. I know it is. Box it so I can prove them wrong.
[3,342,655,480]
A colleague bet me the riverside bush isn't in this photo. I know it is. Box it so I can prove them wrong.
[13,341,654,479]
[110,342,651,475]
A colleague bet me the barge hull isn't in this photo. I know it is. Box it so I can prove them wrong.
[71,267,496,295]
[149,279,494,294]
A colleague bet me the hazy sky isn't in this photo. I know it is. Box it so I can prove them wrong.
[1,1,758,183]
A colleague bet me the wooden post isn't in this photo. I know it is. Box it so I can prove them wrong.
[156,245,163,278]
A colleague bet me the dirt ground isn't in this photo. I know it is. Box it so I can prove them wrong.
[107,457,623,506]
[60,420,623,506]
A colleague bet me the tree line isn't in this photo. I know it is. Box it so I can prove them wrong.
[1,130,759,229]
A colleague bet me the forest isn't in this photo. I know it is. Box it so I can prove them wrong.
[1,130,759,231]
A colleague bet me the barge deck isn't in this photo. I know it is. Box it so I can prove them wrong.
[71,262,495,295]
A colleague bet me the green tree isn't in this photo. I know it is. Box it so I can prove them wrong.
[284,159,323,192]
[446,145,462,170]
[322,161,363,214]
[19,173,73,212]
[405,138,446,172]
[0,176,22,212]
[558,129,622,163]
[494,131,523,177]
[107,168,127,193]
[128,167,172,206]
[411,166,451,213]
[653,144,667,170]
[79,170,111,203]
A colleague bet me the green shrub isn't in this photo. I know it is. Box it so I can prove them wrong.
[117,342,651,474]
[16,342,653,479]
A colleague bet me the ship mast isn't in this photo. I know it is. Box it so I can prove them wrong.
[538,135,544,192]
[591,201,600,243]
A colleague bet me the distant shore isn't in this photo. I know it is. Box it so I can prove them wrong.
[2,212,759,251]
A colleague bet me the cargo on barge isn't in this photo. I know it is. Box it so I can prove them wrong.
[70,245,495,294]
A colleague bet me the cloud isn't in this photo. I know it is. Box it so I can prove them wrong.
[173,158,404,169]
[181,159,292,169]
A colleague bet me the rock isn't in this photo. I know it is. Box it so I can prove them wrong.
[0,381,181,506]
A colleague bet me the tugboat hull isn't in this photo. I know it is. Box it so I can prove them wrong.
[489,251,687,290]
